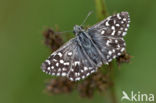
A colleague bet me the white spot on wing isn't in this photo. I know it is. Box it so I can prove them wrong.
[74,61,80,65]
[118,31,122,35]
[121,48,125,52]
[56,63,59,67]
[47,67,50,70]
[120,28,123,30]
[111,30,115,36]
[113,55,116,59]
[70,78,73,81]
[51,66,54,69]
[67,52,72,56]
[86,73,90,76]
[77,73,80,76]
[60,60,64,63]
[122,32,127,36]
[116,24,120,27]
[62,68,66,71]
[71,68,74,72]
[81,69,84,73]
[82,76,85,79]
[57,73,60,76]
[111,26,115,30]
[101,30,105,35]
[64,62,69,65]
[123,18,126,21]
[117,13,121,19]
[117,45,120,48]
[75,77,80,81]
[106,40,111,46]
[115,40,118,43]
[58,52,62,57]
[117,53,121,56]
[53,59,57,62]
[62,72,66,76]
[46,60,50,65]
[84,67,88,71]
[112,49,115,53]
[113,20,116,24]
[75,73,78,76]
[106,21,110,26]
[58,68,61,72]
[91,70,95,73]
[108,59,112,62]
[108,51,112,55]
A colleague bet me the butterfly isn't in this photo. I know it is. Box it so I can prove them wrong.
[41,12,130,81]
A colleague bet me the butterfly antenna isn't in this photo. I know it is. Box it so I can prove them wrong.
[80,11,93,26]
[55,30,73,34]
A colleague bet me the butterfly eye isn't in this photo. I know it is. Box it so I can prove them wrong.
[73,30,76,34]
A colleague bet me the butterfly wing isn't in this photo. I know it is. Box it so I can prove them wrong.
[88,12,130,63]
[41,38,97,81]
[88,12,130,37]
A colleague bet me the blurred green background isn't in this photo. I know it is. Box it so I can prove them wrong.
[0,0,156,103]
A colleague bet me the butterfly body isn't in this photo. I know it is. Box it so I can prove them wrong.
[74,26,106,66]
[41,12,130,81]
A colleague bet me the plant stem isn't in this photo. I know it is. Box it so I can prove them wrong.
[107,62,117,103]
[94,0,117,103]
[94,0,108,21]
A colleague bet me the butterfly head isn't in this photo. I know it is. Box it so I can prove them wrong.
[73,25,83,35]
